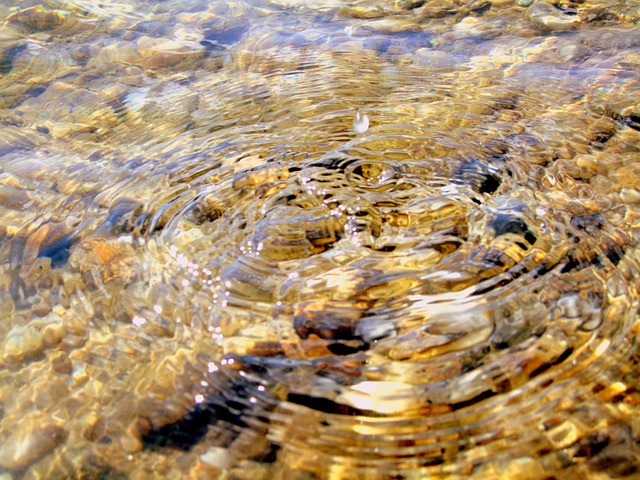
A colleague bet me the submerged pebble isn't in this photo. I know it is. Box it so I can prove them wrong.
[0,0,638,479]
[136,35,204,68]
[526,0,580,30]
[2,322,46,363]
[6,6,68,32]
[0,420,67,470]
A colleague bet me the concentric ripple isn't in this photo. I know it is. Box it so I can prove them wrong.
[0,1,639,479]
[180,134,639,479]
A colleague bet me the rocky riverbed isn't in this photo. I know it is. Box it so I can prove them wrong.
[0,0,639,478]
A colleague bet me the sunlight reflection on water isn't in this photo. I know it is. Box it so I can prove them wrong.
[0,0,639,478]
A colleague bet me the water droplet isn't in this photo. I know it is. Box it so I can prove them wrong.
[353,110,369,134]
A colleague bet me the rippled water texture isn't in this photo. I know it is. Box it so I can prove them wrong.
[1,0,640,478]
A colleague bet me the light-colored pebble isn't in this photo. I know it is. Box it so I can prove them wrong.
[0,422,67,470]
[137,36,203,68]
[201,447,234,469]
[620,188,640,204]
[412,48,458,68]
[2,322,45,363]
[526,1,580,30]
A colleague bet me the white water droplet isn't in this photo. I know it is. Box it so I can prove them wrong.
[353,110,369,133]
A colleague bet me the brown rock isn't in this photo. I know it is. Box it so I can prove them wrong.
[6,6,67,32]
[0,185,33,211]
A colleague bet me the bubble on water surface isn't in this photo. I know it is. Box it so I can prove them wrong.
[353,110,370,134]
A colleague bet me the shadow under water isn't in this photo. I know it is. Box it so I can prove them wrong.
[0,0,639,479]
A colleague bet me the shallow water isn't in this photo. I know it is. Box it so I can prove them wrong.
[0,0,639,478]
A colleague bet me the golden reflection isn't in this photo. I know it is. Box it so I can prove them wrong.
[0,0,639,478]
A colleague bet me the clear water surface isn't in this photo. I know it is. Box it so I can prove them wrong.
[0,0,639,478]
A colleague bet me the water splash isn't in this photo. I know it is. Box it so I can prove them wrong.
[353,109,370,134]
